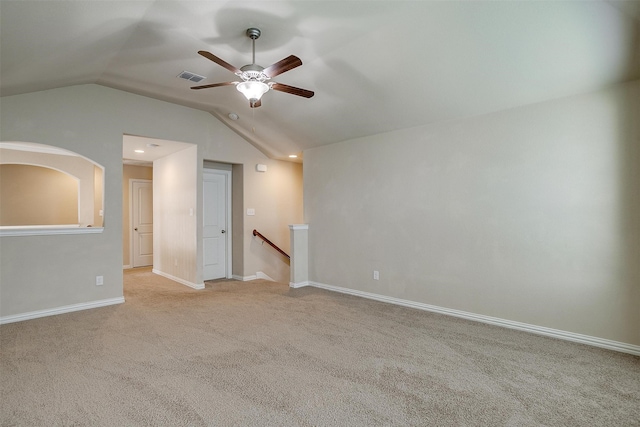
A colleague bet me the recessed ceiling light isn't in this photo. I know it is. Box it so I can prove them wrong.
[134,149,144,153]
[228,113,239,121]
[288,154,298,158]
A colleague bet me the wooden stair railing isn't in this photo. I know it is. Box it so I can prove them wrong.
[252,229,290,259]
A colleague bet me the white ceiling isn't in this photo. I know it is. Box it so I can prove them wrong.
[122,134,195,165]
[1,1,639,161]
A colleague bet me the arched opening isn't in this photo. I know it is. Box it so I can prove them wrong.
[0,142,104,233]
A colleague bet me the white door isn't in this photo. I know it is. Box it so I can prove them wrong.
[132,180,153,267]
[203,170,228,280]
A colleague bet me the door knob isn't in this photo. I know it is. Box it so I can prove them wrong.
[221,230,226,234]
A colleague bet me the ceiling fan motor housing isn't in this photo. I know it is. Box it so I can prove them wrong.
[239,64,269,82]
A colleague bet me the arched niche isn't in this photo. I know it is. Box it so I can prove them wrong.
[0,142,104,236]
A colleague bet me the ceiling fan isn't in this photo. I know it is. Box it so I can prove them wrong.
[191,28,314,108]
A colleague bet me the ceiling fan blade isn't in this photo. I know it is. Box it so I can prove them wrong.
[198,50,241,74]
[263,55,303,78]
[271,82,314,98]
[250,99,262,108]
[191,82,237,90]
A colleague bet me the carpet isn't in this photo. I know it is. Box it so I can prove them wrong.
[1,267,638,426]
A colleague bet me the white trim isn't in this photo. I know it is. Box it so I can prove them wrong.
[233,274,257,281]
[289,281,310,288]
[123,264,132,270]
[0,226,103,237]
[256,271,275,281]
[308,281,640,356]
[0,297,124,325]
[152,269,204,290]
[288,224,309,230]
[231,273,276,282]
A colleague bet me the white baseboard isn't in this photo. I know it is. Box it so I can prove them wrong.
[152,269,204,290]
[308,281,640,356]
[290,281,310,289]
[122,264,132,270]
[233,272,276,282]
[0,297,125,325]
[256,271,275,281]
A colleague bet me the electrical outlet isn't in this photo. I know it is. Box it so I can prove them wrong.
[373,270,379,280]
[96,275,104,286]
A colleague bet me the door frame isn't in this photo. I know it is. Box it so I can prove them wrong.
[203,168,232,279]
[129,178,153,268]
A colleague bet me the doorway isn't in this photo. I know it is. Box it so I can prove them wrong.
[203,169,231,280]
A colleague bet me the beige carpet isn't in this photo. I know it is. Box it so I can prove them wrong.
[1,267,638,426]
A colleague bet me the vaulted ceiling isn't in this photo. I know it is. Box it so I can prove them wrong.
[1,1,639,161]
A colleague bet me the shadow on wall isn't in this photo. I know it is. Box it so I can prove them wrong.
[617,84,640,343]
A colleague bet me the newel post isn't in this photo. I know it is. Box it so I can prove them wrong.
[288,224,309,288]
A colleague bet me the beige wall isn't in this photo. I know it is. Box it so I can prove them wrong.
[0,148,102,226]
[122,164,152,267]
[241,160,303,280]
[197,140,303,284]
[304,80,640,346]
[0,84,302,320]
[0,164,78,225]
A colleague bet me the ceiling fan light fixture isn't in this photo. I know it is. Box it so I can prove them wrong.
[236,81,269,102]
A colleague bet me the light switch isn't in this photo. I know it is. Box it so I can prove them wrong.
[247,208,255,216]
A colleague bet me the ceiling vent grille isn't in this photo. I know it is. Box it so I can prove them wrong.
[177,71,206,83]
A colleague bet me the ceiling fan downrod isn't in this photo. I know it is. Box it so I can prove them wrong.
[246,28,261,65]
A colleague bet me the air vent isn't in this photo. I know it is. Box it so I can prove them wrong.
[177,71,206,83]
